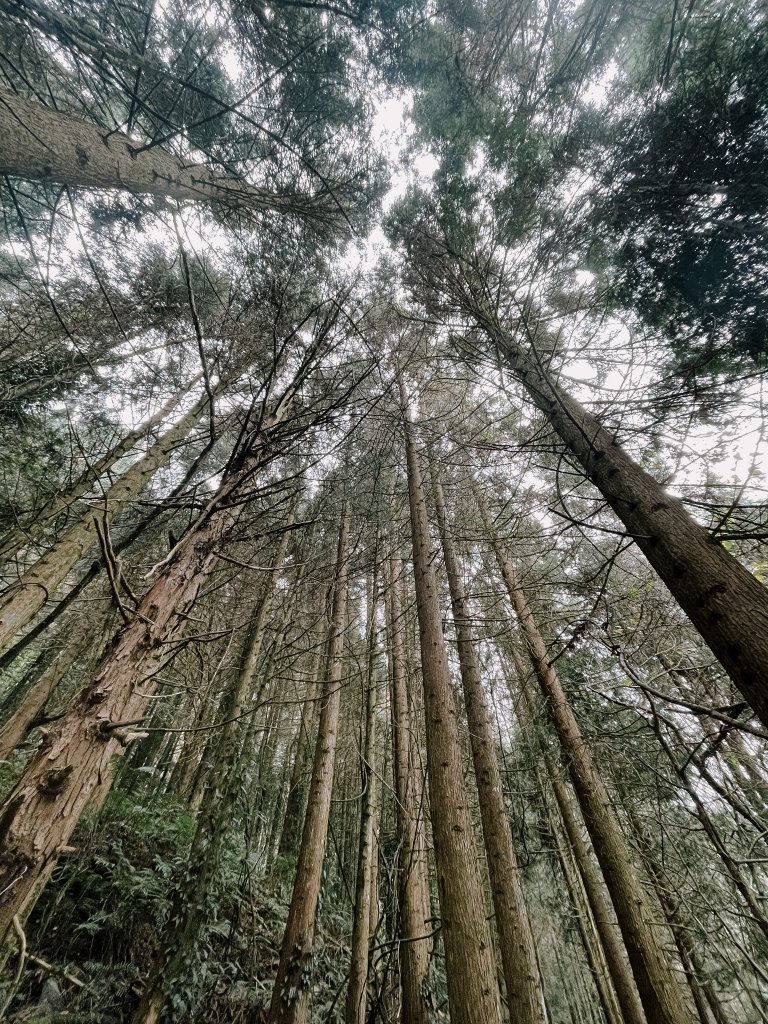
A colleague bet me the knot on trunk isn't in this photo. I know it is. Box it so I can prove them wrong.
[37,765,73,796]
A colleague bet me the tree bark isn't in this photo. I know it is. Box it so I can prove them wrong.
[386,553,432,1024]
[486,521,697,1024]
[507,643,648,1024]
[539,766,626,1024]
[344,568,381,1024]
[464,292,768,726]
[267,502,350,1024]
[401,389,502,1024]
[277,584,327,860]
[0,89,321,219]
[277,649,322,860]
[0,605,112,763]
[0,399,292,939]
[431,471,545,1024]
[131,526,292,1024]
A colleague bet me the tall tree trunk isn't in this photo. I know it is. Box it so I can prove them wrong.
[0,434,219,674]
[386,553,432,1024]
[165,679,224,803]
[615,781,733,1024]
[508,644,648,1024]
[0,88,319,219]
[267,502,350,1024]
[401,390,502,1024]
[131,526,292,1024]
[538,764,626,1024]
[0,380,199,567]
[0,399,292,938]
[0,387,214,654]
[464,293,768,725]
[277,584,327,860]
[485,519,697,1024]
[431,471,545,1024]
[276,651,321,859]
[345,568,381,1024]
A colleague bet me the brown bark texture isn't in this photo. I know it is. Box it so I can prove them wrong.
[277,650,322,860]
[489,525,697,1024]
[402,398,502,1024]
[131,528,292,1024]
[0,401,290,939]
[508,644,648,1024]
[431,472,545,1024]
[344,570,381,1024]
[0,89,321,219]
[540,770,627,1024]
[386,554,432,1024]
[267,503,350,1024]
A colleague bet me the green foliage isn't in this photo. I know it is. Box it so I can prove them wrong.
[585,15,768,371]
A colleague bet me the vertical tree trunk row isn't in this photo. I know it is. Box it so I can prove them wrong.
[401,390,502,1024]
[431,470,545,1024]
[345,566,381,1024]
[386,552,432,1024]
[267,501,350,1024]
[482,507,697,1024]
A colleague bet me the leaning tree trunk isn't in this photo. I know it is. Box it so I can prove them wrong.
[507,643,648,1024]
[132,526,292,1024]
[615,779,733,1024]
[267,503,350,1024]
[0,89,322,219]
[431,471,545,1024]
[537,761,627,1024]
[385,553,432,1024]
[277,644,322,859]
[401,390,502,1024]
[464,292,768,726]
[0,386,214,655]
[344,568,381,1024]
[485,517,697,1024]
[0,399,292,939]
[0,432,219,675]
[0,379,199,568]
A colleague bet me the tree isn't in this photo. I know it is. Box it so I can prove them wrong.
[431,468,545,1024]
[385,551,433,1024]
[391,214,768,727]
[400,380,502,1024]
[267,498,350,1024]
[485,505,697,1024]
